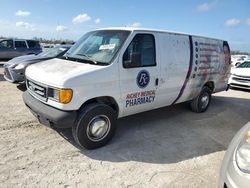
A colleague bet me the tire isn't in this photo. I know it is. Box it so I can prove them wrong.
[72,103,117,149]
[235,62,240,67]
[190,86,211,113]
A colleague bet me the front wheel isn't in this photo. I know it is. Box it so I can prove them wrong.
[72,103,117,149]
[190,86,211,113]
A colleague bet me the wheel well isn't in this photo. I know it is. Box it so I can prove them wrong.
[204,82,214,92]
[79,96,119,116]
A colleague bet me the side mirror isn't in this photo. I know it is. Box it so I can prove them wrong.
[123,52,141,68]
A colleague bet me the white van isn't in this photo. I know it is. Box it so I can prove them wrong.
[23,28,231,149]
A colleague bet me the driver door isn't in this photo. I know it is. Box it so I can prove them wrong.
[119,33,161,117]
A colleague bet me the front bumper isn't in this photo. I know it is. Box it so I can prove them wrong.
[3,64,25,83]
[219,122,250,188]
[229,75,250,90]
[23,91,77,128]
[220,159,250,188]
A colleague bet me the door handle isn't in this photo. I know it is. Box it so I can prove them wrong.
[155,78,159,86]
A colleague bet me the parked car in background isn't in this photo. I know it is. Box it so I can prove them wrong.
[219,122,250,188]
[0,38,42,59]
[3,45,71,83]
[229,60,250,90]
[231,55,249,67]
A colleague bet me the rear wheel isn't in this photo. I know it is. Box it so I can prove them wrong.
[190,86,211,113]
[72,103,117,149]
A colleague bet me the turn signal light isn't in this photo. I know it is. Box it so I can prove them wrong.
[59,89,73,104]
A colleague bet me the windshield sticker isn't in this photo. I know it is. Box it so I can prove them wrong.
[125,90,155,108]
[99,44,116,50]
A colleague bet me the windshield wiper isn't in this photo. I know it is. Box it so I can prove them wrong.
[64,52,70,59]
[76,53,97,65]
[62,53,109,66]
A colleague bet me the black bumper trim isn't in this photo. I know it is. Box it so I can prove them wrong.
[23,91,77,128]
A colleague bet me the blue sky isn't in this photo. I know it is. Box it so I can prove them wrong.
[0,0,250,52]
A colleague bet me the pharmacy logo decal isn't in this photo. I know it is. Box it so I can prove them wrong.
[125,90,156,108]
[137,70,150,88]
[125,70,155,108]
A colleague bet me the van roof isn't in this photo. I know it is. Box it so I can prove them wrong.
[96,27,225,41]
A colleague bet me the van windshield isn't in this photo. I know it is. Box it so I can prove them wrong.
[64,30,130,65]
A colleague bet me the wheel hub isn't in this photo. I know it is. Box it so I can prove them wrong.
[201,95,209,109]
[87,115,110,142]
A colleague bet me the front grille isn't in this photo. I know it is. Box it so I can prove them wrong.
[4,68,12,80]
[232,77,250,83]
[233,74,250,79]
[231,83,250,88]
[27,79,47,101]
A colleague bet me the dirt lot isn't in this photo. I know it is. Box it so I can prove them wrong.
[0,63,250,188]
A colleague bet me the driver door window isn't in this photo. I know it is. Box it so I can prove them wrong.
[123,34,156,68]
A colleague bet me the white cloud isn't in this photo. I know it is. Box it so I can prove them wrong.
[16,10,31,17]
[16,21,33,29]
[197,1,217,12]
[95,18,101,24]
[56,25,68,32]
[72,13,91,24]
[246,18,250,26]
[224,18,241,27]
[127,22,141,28]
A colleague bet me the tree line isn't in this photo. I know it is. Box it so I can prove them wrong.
[0,36,75,45]
[231,51,250,55]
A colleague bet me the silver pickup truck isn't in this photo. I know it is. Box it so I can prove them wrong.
[0,38,42,59]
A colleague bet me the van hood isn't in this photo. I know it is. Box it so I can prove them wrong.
[25,58,106,87]
[231,67,250,77]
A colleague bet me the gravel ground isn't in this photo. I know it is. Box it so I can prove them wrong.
[0,63,249,188]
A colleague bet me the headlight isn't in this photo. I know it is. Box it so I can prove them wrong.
[236,130,250,173]
[14,63,26,70]
[48,88,60,101]
[48,88,73,104]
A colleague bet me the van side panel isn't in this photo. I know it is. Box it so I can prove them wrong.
[156,33,191,107]
[176,37,231,103]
